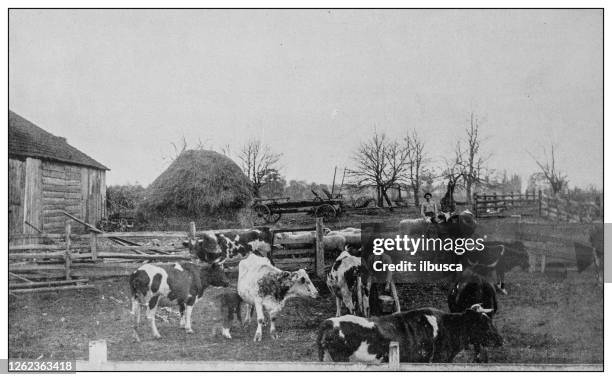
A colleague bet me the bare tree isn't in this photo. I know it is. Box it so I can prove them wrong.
[528,144,567,195]
[453,112,491,203]
[348,131,410,207]
[404,129,428,207]
[238,139,282,197]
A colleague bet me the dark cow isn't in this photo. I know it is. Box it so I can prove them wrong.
[327,250,367,317]
[129,261,229,339]
[399,209,477,241]
[448,269,498,362]
[183,228,273,264]
[212,291,243,339]
[317,304,502,363]
[575,224,604,283]
[464,241,529,294]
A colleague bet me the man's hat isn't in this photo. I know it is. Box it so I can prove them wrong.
[424,192,432,198]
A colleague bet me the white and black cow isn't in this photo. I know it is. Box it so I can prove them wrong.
[317,304,502,363]
[129,261,229,339]
[237,254,319,341]
[327,250,367,317]
[184,228,273,264]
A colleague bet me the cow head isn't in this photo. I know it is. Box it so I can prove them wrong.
[183,232,223,263]
[462,304,503,348]
[288,269,319,299]
[202,262,230,287]
[248,239,272,257]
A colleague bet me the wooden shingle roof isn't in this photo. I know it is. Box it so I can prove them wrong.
[9,111,109,171]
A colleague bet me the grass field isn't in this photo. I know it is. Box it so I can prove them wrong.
[8,264,603,364]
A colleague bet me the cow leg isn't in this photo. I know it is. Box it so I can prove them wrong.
[253,302,265,342]
[335,296,343,317]
[473,344,488,363]
[178,303,186,328]
[131,297,141,324]
[340,287,356,315]
[221,303,234,339]
[243,304,252,325]
[146,295,161,339]
[269,311,280,340]
[389,280,401,313]
[183,296,197,334]
[364,276,372,317]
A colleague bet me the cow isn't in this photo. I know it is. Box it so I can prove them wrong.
[399,209,477,240]
[129,261,229,339]
[448,269,499,362]
[183,228,273,264]
[327,250,367,317]
[237,254,319,341]
[317,304,502,363]
[212,291,243,339]
[361,252,401,317]
[464,241,529,294]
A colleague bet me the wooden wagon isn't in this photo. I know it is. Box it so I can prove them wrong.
[252,190,344,224]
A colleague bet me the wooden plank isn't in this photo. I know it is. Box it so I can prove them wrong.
[315,218,325,277]
[9,278,89,289]
[274,257,315,264]
[23,158,43,233]
[9,284,96,294]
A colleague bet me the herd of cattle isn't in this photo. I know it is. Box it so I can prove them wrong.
[128,210,535,363]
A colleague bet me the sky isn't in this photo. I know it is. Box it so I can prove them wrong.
[9,9,603,189]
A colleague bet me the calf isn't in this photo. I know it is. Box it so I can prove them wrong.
[317,304,502,363]
[448,270,498,362]
[184,228,273,264]
[129,261,229,339]
[327,250,366,317]
[212,291,243,339]
[237,254,319,341]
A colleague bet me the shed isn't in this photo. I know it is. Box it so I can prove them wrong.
[9,110,109,234]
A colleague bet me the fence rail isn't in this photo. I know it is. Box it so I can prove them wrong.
[474,190,601,222]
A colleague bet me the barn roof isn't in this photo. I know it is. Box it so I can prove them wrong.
[9,110,109,171]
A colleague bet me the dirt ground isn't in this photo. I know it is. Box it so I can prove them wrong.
[9,265,603,364]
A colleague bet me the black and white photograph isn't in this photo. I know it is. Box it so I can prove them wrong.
[4,7,606,372]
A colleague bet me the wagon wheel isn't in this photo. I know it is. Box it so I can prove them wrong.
[253,204,281,224]
[315,204,337,221]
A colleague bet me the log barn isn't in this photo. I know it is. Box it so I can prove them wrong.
[9,110,109,234]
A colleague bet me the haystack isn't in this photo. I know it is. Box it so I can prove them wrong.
[140,149,252,217]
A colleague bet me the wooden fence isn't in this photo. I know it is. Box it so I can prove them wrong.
[474,190,601,222]
[8,213,328,292]
[76,339,601,371]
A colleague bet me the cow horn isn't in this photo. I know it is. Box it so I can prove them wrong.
[486,258,500,268]
[470,304,493,314]
[467,258,477,266]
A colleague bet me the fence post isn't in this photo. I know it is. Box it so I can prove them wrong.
[315,218,325,278]
[388,341,400,370]
[540,254,546,273]
[538,190,542,217]
[473,193,478,217]
[89,339,108,367]
[90,232,98,261]
[65,222,71,280]
[189,221,196,241]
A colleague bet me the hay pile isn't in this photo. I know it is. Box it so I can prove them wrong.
[140,149,252,218]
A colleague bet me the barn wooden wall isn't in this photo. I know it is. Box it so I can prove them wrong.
[8,157,106,235]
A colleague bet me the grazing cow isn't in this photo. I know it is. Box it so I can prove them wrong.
[212,291,243,339]
[464,241,529,294]
[184,228,273,264]
[317,304,502,363]
[448,269,498,362]
[129,261,229,339]
[237,254,319,341]
[327,250,367,317]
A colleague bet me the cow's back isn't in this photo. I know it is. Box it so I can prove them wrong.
[237,254,279,303]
